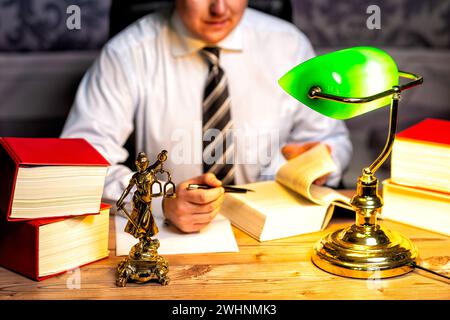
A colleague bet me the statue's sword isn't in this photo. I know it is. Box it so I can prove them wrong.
[117,204,139,230]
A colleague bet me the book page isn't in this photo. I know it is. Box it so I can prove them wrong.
[222,181,338,241]
[275,144,350,206]
[309,185,353,210]
[382,180,450,236]
[115,213,239,256]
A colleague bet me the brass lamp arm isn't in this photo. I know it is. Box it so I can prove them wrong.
[307,71,423,175]
[367,93,398,175]
[308,71,423,103]
[367,72,422,174]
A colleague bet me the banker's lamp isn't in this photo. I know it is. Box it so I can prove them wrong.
[279,46,423,279]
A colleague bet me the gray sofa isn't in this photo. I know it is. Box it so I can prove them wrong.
[1,0,449,187]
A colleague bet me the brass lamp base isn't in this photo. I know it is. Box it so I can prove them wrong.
[311,160,418,279]
[312,223,417,279]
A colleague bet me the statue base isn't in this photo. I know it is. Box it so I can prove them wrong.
[116,238,169,287]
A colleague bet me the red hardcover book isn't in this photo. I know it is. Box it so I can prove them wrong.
[391,118,450,193]
[0,137,110,221]
[0,204,110,281]
[396,118,450,146]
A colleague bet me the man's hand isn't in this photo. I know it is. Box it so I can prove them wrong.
[281,141,332,186]
[162,173,225,233]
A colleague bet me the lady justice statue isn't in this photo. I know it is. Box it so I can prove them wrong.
[115,150,175,287]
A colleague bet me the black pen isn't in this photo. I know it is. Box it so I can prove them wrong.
[187,184,255,193]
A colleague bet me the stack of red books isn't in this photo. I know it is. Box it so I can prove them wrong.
[0,137,110,280]
[382,118,450,236]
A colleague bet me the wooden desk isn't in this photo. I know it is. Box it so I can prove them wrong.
[0,209,449,300]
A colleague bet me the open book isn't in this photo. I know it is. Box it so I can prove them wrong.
[220,144,352,241]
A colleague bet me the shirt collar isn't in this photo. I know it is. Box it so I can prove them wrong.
[169,10,243,57]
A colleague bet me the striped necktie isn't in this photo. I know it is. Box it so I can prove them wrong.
[200,47,235,185]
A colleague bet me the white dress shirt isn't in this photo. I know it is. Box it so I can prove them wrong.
[61,8,352,214]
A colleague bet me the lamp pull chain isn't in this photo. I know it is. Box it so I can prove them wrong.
[411,263,450,281]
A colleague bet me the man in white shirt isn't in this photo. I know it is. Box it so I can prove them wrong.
[61,0,352,233]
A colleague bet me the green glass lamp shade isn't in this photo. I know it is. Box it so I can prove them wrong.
[278,47,399,120]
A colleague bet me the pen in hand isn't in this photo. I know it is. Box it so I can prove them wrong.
[187,184,255,193]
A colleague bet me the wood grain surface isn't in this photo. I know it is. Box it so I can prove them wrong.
[1,194,449,300]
